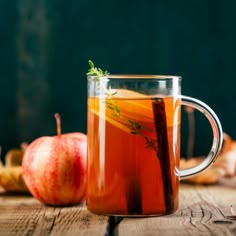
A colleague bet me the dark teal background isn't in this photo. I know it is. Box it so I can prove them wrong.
[0,0,236,160]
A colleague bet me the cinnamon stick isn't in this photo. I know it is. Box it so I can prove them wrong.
[104,216,123,236]
[126,178,142,214]
[152,98,174,213]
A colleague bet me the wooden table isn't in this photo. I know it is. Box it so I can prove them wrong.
[0,183,236,236]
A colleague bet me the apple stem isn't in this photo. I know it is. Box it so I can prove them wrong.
[54,113,61,136]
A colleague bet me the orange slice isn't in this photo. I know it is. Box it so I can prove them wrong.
[88,89,154,134]
[88,106,131,133]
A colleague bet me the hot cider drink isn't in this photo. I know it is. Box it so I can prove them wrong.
[86,73,223,216]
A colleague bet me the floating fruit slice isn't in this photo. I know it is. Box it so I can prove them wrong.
[88,106,131,133]
[88,89,154,134]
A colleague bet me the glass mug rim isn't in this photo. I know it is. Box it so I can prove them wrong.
[88,74,182,80]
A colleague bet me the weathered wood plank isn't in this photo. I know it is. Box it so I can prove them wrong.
[0,185,236,236]
[0,190,108,236]
[0,204,108,236]
[49,207,108,236]
[117,184,236,236]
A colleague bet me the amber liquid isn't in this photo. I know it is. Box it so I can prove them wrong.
[87,92,181,216]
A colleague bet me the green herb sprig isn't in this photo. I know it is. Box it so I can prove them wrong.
[128,120,158,153]
[87,60,158,157]
[87,60,109,77]
[87,60,116,96]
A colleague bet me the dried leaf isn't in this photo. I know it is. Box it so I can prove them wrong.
[180,133,236,184]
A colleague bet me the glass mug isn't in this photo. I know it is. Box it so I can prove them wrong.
[86,75,223,216]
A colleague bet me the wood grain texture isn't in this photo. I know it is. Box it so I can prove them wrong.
[118,184,236,236]
[0,184,236,236]
[0,189,108,236]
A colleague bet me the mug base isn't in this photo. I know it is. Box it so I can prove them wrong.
[87,208,178,217]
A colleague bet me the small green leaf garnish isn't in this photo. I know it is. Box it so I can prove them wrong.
[88,60,94,69]
[128,120,142,132]
[128,120,158,155]
[87,60,109,76]
[106,101,120,116]
[87,60,159,157]
[114,105,120,114]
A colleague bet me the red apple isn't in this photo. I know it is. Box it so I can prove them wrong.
[22,113,87,206]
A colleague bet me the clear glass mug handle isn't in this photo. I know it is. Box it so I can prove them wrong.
[178,95,224,180]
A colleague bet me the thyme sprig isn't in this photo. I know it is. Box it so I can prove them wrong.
[87,60,109,77]
[106,101,120,117]
[87,60,158,156]
[87,60,116,96]
[128,120,158,153]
